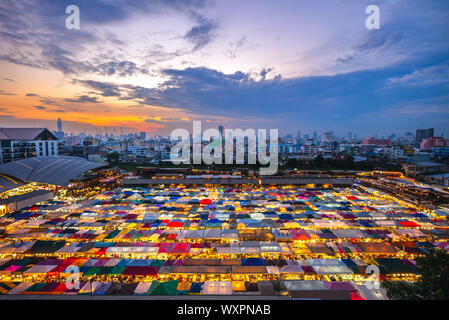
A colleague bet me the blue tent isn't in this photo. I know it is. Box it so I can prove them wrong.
[242,258,265,266]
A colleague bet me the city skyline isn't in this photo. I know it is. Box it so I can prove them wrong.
[1,0,449,136]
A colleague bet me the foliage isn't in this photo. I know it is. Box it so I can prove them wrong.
[107,151,120,164]
[382,248,449,300]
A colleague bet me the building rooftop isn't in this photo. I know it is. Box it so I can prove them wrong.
[0,156,108,186]
[415,162,446,167]
[0,128,56,140]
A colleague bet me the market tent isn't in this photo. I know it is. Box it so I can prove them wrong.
[78,282,102,295]
[23,264,57,275]
[202,281,232,295]
[376,258,417,274]
[353,284,388,300]
[134,282,152,295]
[331,229,366,239]
[242,258,265,266]
[284,280,328,291]
[6,282,34,295]
[359,242,398,255]
[174,282,191,294]
[279,265,303,274]
[147,280,179,295]
[325,282,356,291]
[122,266,160,276]
[94,282,112,295]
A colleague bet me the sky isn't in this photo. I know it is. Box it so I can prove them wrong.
[0,0,448,138]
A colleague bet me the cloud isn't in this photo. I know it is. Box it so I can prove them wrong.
[183,14,217,51]
[94,61,148,77]
[39,98,60,106]
[33,105,46,110]
[64,95,102,104]
[74,80,122,97]
[387,65,449,86]
[0,89,16,96]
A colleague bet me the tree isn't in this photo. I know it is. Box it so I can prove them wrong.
[382,247,449,300]
[107,151,120,164]
[313,155,324,168]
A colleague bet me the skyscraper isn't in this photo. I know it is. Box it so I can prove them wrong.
[218,124,224,139]
[57,118,62,132]
[416,128,434,144]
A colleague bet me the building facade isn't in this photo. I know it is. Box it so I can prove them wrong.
[0,128,59,163]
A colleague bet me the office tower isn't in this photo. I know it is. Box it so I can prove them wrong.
[57,118,62,132]
[416,128,434,144]
[140,132,146,141]
[218,124,224,139]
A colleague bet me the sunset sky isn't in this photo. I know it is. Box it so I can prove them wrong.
[0,0,448,137]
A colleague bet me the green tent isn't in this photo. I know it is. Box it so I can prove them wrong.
[109,266,127,276]
[96,267,113,276]
[25,282,46,292]
[150,260,164,267]
[146,280,179,295]
[84,267,102,277]
[104,230,121,240]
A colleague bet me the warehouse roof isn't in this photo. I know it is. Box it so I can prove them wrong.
[0,156,108,186]
[0,174,25,193]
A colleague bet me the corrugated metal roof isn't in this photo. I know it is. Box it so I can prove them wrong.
[0,156,108,186]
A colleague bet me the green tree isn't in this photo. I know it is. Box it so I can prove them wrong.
[382,248,449,300]
[107,151,120,164]
[313,155,324,168]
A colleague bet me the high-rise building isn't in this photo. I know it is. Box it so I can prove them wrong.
[140,132,147,141]
[322,132,336,143]
[218,124,224,138]
[54,118,65,140]
[416,128,434,144]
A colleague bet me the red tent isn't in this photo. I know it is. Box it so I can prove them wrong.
[95,247,108,256]
[200,199,212,205]
[158,243,174,254]
[167,221,183,228]
[398,221,419,228]
[171,243,191,254]
[350,291,365,300]
[122,266,160,276]
[291,230,311,240]
[167,233,178,240]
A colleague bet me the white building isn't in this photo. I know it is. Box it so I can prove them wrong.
[0,128,59,163]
